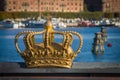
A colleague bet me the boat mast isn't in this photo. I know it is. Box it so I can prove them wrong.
[38,0,41,20]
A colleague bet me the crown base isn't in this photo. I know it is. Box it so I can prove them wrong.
[26,64,72,68]
[24,59,73,68]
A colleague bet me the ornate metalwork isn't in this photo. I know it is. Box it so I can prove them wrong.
[101,27,108,43]
[92,32,104,54]
[15,19,83,68]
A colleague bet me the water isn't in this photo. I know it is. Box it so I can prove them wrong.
[0,27,120,62]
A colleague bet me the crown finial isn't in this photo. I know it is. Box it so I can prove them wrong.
[44,14,53,31]
[46,14,52,21]
[15,18,83,68]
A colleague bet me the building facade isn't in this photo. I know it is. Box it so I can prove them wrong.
[102,0,120,12]
[3,0,120,13]
[5,0,84,12]
[84,0,120,12]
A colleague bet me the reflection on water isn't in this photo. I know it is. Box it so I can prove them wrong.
[0,27,120,62]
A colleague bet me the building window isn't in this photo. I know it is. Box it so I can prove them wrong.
[79,3,81,6]
[75,3,77,5]
[71,3,73,5]
[19,7,21,9]
[75,7,77,10]
[106,3,110,8]
[8,1,11,4]
[13,1,16,4]
[8,9,12,11]
[13,6,16,9]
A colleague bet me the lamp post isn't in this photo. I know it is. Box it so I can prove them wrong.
[38,0,41,20]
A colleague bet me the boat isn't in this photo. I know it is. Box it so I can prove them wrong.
[13,21,25,29]
[0,20,25,29]
[0,20,14,28]
[57,21,67,28]
[51,18,66,28]
[99,19,115,27]
[26,19,46,28]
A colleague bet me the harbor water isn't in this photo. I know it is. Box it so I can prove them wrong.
[0,27,120,62]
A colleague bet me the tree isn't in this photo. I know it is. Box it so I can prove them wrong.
[0,0,6,11]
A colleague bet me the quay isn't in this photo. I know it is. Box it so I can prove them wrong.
[1,62,120,77]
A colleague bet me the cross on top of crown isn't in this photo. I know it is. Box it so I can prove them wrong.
[46,14,52,21]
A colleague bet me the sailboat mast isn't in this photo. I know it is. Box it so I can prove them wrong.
[38,0,41,19]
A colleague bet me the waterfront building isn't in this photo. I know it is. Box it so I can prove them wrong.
[4,0,84,12]
[84,0,120,13]
[2,0,120,13]
[102,0,120,13]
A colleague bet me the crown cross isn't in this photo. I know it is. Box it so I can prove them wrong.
[46,14,52,21]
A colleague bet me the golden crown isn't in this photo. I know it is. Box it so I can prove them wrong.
[15,19,83,68]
